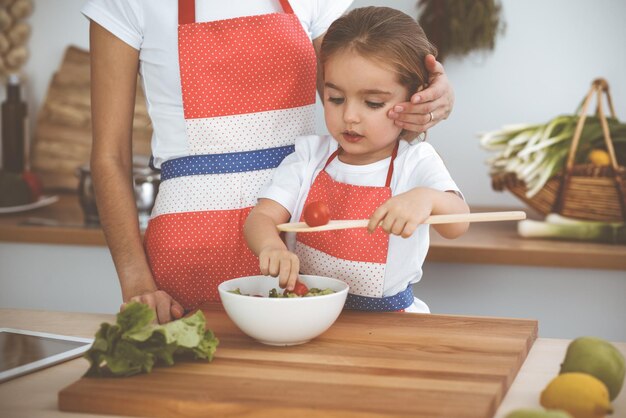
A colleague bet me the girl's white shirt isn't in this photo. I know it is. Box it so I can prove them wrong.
[81,0,352,167]
[260,135,463,300]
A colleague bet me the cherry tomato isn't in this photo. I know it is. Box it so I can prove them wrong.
[283,280,309,297]
[303,201,330,227]
[293,281,309,296]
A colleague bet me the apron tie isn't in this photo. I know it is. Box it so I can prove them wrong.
[344,285,415,312]
[160,145,295,180]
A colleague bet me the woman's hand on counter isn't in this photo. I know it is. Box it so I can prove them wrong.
[121,290,184,324]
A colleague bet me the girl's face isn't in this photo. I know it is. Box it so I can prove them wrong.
[323,49,409,165]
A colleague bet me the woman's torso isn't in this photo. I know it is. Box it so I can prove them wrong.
[81,0,352,167]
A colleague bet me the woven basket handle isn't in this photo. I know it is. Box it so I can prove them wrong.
[564,78,619,171]
[553,78,626,219]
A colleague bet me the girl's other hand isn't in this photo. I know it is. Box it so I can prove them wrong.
[120,290,184,324]
[387,54,455,134]
[259,247,300,291]
[368,188,435,238]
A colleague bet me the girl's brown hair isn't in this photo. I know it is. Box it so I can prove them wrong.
[320,7,437,97]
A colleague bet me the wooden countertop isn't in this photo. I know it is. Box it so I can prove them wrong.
[1,193,625,270]
[0,309,624,418]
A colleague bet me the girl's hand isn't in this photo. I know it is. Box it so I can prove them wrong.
[120,290,184,324]
[387,54,455,134]
[368,188,435,238]
[259,247,300,291]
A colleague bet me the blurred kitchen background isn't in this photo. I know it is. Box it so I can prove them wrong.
[1,0,625,340]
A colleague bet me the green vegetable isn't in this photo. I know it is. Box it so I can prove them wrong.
[268,287,335,297]
[518,214,626,244]
[84,302,219,377]
[418,0,506,62]
[230,287,335,298]
[479,115,626,198]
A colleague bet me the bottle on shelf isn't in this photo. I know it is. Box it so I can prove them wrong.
[2,73,28,173]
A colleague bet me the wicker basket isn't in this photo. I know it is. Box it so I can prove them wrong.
[492,78,626,222]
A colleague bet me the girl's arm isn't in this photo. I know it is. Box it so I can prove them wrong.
[90,21,183,323]
[244,199,300,290]
[368,188,469,239]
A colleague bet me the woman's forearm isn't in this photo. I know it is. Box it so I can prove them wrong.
[91,158,156,300]
[89,21,156,301]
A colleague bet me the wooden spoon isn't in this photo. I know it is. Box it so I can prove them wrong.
[276,211,526,233]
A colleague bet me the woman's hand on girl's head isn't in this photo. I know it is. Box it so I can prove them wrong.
[120,290,184,324]
[387,54,455,134]
[258,247,300,291]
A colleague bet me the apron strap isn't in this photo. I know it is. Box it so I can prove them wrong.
[279,0,295,14]
[323,148,340,169]
[324,141,400,188]
[384,141,399,188]
[179,0,294,25]
[178,0,196,25]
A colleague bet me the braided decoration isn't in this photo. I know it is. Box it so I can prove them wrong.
[0,0,33,79]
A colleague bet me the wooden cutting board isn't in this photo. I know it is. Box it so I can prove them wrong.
[58,304,537,418]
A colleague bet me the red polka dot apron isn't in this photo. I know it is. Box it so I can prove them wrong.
[144,0,317,310]
[295,143,415,311]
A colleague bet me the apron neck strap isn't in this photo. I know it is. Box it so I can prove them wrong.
[384,141,399,187]
[179,0,294,25]
[178,0,195,25]
[324,141,400,188]
[279,0,295,14]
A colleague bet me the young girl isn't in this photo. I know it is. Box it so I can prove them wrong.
[244,7,469,313]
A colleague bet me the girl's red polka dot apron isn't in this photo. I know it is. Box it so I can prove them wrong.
[144,0,317,310]
[295,143,415,311]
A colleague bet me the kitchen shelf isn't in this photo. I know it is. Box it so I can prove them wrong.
[1,193,624,270]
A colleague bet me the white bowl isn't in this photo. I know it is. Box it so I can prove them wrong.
[218,275,349,346]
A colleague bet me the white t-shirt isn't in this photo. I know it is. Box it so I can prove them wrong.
[81,0,352,167]
[260,135,462,299]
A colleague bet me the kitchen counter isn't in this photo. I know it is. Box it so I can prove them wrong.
[0,308,624,418]
[1,193,625,270]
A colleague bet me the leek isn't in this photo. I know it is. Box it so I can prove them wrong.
[479,115,626,198]
[518,214,626,244]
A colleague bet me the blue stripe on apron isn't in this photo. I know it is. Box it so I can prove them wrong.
[160,145,295,180]
[344,285,415,312]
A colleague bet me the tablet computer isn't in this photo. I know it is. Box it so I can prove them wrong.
[0,328,93,383]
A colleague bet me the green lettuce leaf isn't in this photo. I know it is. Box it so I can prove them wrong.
[84,302,219,377]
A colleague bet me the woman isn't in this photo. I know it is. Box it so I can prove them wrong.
[82,0,455,323]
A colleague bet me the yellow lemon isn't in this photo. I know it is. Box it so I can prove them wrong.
[588,149,611,166]
[540,373,613,418]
